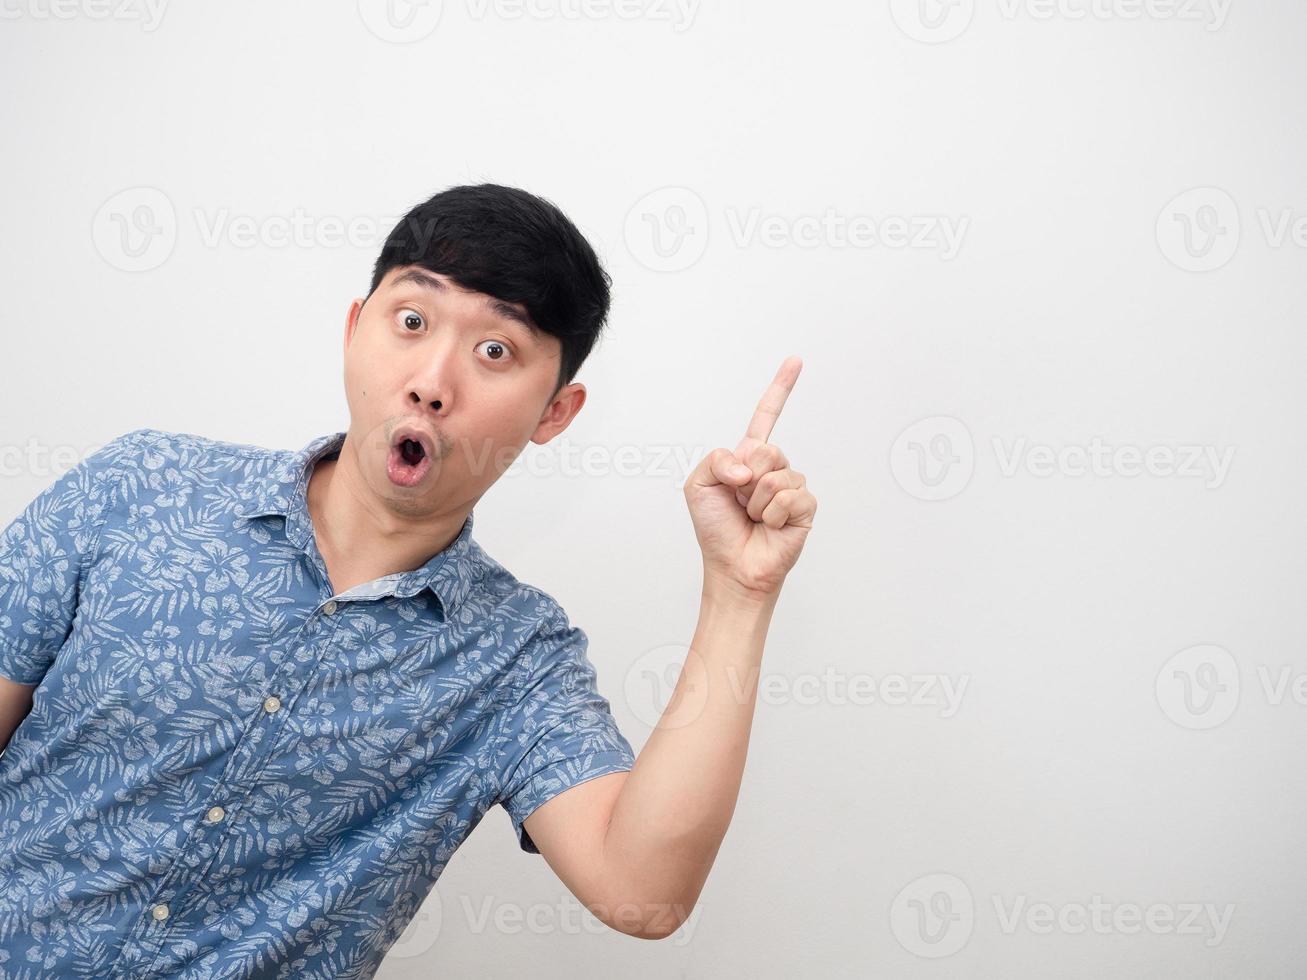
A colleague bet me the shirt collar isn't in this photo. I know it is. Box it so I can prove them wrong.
[234,431,480,618]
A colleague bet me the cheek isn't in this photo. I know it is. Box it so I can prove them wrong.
[493,400,539,442]
[343,353,375,401]
[466,407,532,460]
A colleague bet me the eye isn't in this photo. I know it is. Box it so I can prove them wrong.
[399,309,424,332]
[475,339,513,362]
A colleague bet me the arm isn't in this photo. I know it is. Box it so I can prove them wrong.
[0,429,146,742]
[523,579,776,940]
[0,674,36,756]
[523,357,816,940]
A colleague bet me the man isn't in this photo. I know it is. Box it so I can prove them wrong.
[0,183,817,978]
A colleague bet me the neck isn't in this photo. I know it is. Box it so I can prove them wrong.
[306,433,470,592]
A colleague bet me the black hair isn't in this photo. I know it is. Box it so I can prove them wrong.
[368,183,612,399]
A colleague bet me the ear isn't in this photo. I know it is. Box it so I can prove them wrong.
[531,382,586,445]
[345,297,364,354]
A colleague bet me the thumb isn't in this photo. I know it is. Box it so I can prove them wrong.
[686,447,754,493]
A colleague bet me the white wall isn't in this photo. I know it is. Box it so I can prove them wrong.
[2,1,1303,976]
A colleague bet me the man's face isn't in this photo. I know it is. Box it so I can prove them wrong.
[340,264,584,517]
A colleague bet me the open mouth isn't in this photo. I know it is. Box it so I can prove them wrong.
[398,438,426,465]
[387,429,435,487]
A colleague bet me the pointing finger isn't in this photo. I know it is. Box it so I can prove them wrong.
[740,355,803,449]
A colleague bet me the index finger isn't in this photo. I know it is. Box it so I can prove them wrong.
[741,355,803,446]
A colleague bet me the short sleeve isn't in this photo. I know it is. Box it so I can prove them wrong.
[498,607,636,854]
[0,428,147,686]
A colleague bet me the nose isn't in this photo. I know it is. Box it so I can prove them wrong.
[406,342,456,416]
[409,390,442,414]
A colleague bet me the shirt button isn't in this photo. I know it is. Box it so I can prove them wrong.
[151,903,170,921]
[263,695,282,714]
[322,600,338,615]
[205,805,226,824]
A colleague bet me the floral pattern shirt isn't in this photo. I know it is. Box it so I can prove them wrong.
[0,428,635,979]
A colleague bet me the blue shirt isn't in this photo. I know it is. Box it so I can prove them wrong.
[0,427,635,979]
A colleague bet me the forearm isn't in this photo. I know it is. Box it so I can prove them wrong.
[602,575,777,932]
[0,675,36,757]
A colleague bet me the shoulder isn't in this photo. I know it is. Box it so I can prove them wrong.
[471,545,574,634]
[497,582,594,695]
[74,429,288,518]
[33,427,160,502]
[119,427,281,463]
[109,428,293,489]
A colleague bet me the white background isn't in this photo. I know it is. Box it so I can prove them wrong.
[2,0,1305,976]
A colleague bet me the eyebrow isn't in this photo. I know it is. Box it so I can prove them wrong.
[389,268,545,348]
